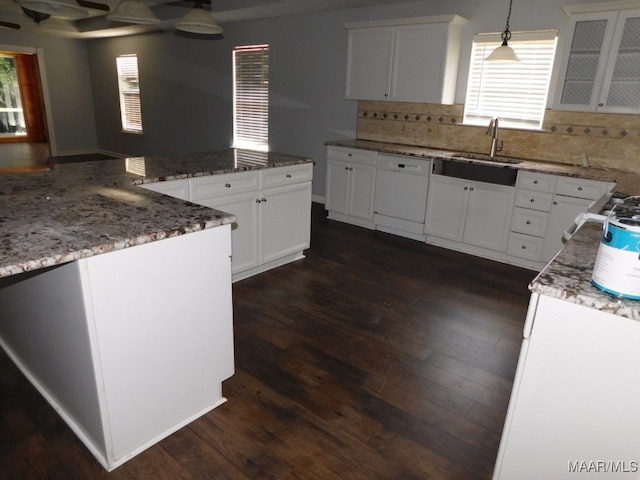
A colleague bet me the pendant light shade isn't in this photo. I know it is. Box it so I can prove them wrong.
[486,0,521,62]
[107,0,161,25]
[175,5,222,35]
[20,0,89,19]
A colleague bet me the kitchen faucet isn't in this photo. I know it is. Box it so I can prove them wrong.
[487,117,503,158]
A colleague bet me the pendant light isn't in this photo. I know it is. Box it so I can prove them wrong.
[107,0,161,25]
[175,1,223,35]
[486,0,521,62]
[19,0,89,19]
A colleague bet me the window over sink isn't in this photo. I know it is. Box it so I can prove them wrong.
[463,30,558,130]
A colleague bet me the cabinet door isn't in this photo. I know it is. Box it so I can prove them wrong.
[260,182,312,265]
[390,23,448,103]
[325,159,350,215]
[193,191,260,275]
[345,27,394,100]
[425,175,467,241]
[542,195,592,261]
[556,12,616,110]
[348,163,376,221]
[600,10,640,112]
[463,182,515,252]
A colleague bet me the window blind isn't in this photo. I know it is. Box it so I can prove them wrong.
[116,54,143,134]
[233,44,269,151]
[464,31,558,130]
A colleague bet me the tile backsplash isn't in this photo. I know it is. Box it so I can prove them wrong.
[356,101,640,173]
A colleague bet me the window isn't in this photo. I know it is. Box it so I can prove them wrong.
[233,44,269,151]
[116,54,143,134]
[464,31,558,130]
[0,54,26,137]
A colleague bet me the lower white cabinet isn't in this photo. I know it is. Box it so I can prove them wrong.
[140,163,313,281]
[326,146,377,228]
[541,194,593,261]
[425,174,515,252]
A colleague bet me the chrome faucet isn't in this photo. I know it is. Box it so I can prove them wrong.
[487,117,503,158]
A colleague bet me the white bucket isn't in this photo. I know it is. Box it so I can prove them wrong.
[592,196,640,300]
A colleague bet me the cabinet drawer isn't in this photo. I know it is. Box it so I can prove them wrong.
[327,146,377,165]
[507,232,544,261]
[554,176,613,200]
[261,163,313,189]
[191,171,259,201]
[517,171,556,193]
[514,189,553,212]
[511,207,549,237]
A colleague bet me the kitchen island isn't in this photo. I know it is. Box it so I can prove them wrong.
[492,221,640,479]
[0,149,314,471]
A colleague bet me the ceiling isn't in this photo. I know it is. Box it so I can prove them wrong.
[0,0,415,38]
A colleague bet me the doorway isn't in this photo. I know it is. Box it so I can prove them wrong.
[0,51,47,144]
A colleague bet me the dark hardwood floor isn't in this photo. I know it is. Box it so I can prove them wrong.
[0,203,535,479]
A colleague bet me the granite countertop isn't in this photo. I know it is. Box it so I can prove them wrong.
[0,149,314,279]
[326,139,640,195]
[530,221,640,321]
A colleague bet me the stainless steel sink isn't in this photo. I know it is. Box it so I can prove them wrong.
[451,153,523,164]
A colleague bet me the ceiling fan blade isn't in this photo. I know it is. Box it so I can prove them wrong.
[0,20,21,29]
[21,6,51,24]
[76,0,110,11]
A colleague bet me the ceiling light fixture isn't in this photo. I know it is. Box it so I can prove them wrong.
[486,0,521,62]
[19,0,89,19]
[175,1,223,35]
[106,0,160,25]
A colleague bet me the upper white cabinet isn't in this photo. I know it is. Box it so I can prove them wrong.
[555,8,640,113]
[344,15,467,103]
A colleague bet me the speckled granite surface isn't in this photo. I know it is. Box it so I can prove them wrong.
[326,139,640,195]
[0,149,313,279]
[530,222,640,320]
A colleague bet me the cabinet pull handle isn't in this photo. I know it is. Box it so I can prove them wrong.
[225,183,231,188]
[286,174,292,178]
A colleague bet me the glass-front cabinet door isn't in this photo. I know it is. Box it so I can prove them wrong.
[555,9,640,113]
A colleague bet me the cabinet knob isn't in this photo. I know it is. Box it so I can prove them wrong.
[348,153,352,157]
[469,186,474,191]
[526,220,531,225]
[553,201,558,205]
[286,174,292,178]
[225,183,231,188]
[345,166,349,170]
[530,198,535,203]
[578,186,583,191]
[464,186,468,190]
[256,198,261,203]
[599,103,604,107]
[521,245,527,250]
[384,93,388,97]
[533,180,539,184]
[261,198,267,202]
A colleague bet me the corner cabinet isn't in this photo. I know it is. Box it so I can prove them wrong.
[140,163,313,282]
[325,145,377,228]
[344,15,466,103]
[555,8,640,113]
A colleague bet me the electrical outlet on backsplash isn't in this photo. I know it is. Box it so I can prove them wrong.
[356,101,640,173]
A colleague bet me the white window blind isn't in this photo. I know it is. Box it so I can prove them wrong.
[233,44,269,151]
[464,31,558,130]
[116,54,143,134]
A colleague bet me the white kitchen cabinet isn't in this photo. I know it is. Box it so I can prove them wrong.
[541,194,594,262]
[140,163,312,282]
[325,146,377,228]
[555,8,640,113]
[344,15,466,103]
[425,174,515,252]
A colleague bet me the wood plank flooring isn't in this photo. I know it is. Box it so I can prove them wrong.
[0,203,535,479]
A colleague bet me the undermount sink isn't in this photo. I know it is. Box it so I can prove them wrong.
[451,152,523,164]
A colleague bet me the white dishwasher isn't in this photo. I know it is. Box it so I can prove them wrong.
[373,154,431,240]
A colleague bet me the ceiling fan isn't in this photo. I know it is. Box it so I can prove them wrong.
[16,0,110,20]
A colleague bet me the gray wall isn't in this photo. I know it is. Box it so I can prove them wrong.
[2,0,604,196]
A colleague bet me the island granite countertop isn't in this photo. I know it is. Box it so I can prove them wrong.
[326,139,640,195]
[0,149,314,279]
[530,221,640,321]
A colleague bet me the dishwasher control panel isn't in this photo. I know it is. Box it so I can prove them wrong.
[377,154,430,176]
